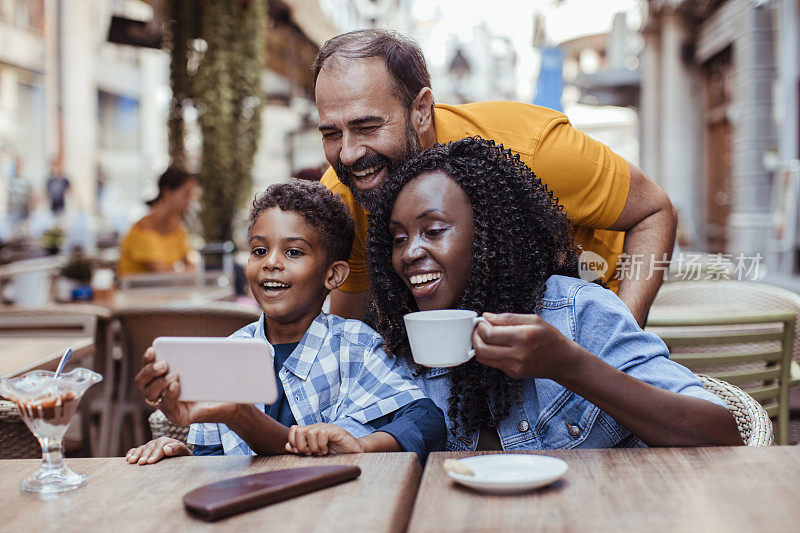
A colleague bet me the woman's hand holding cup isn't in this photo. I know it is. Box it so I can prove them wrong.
[471,312,576,380]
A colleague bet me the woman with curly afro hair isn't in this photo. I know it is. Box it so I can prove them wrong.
[367,136,741,451]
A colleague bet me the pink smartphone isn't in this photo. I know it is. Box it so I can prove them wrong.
[153,337,278,405]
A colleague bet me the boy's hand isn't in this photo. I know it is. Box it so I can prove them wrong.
[285,423,364,455]
[125,437,190,465]
[157,378,235,427]
[135,346,177,407]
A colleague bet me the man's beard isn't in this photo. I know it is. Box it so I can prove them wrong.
[335,120,421,212]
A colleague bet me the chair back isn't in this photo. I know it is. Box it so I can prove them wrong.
[115,303,261,382]
[118,271,232,290]
[654,280,800,367]
[697,374,773,446]
[647,310,794,444]
[147,376,775,448]
[118,272,201,290]
[0,307,105,456]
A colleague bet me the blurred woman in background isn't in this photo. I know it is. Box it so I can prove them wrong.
[117,167,200,276]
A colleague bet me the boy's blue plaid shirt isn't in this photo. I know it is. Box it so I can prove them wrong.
[187,311,426,455]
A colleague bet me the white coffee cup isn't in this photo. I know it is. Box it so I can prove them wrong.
[403,309,489,367]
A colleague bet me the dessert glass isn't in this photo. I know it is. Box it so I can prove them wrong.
[0,368,101,493]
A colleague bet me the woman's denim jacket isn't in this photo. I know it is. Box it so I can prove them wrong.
[397,275,726,451]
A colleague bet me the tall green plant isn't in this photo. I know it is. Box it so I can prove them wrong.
[167,0,266,243]
[165,0,198,167]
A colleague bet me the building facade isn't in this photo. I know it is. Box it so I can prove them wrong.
[641,0,800,273]
[0,0,166,230]
[0,0,337,247]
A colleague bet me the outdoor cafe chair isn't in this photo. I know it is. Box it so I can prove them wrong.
[652,280,800,442]
[654,280,800,374]
[102,303,260,456]
[0,400,39,459]
[118,271,223,289]
[647,310,794,444]
[118,241,236,292]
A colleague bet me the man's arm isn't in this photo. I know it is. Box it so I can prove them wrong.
[330,288,369,320]
[608,162,677,327]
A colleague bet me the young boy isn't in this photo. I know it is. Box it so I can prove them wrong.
[127,180,445,464]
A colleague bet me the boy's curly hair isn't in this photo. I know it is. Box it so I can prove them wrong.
[249,179,355,265]
[367,137,581,438]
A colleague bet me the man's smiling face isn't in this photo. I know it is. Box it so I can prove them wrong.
[315,56,421,211]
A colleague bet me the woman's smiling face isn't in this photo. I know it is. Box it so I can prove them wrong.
[389,170,475,311]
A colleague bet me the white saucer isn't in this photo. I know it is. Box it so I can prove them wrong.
[446,454,568,494]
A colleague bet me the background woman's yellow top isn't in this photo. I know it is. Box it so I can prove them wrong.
[117,224,191,276]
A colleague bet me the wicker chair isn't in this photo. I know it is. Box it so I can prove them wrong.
[0,400,40,459]
[698,374,773,446]
[102,303,260,456]
[647,309,794,444]
[148,409,191,447]
[652,280,800,443]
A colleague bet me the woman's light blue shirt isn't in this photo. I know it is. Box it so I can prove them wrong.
[397,275,726,451]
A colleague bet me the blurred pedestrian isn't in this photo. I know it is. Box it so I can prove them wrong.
[45,159,71,216]
[117,166,200,276]
[6,155,32,229]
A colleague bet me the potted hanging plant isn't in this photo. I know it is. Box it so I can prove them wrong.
[40,227,64,255]
[56,251,93,302]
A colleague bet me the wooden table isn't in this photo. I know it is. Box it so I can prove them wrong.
[1,453,421,532]
[408,447,800,532]
[0,336,94,378]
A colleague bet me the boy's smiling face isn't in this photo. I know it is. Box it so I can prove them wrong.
[247,207,348,341]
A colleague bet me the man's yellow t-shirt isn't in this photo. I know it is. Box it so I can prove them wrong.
[321,101,629,293]
[117,223,192,276]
